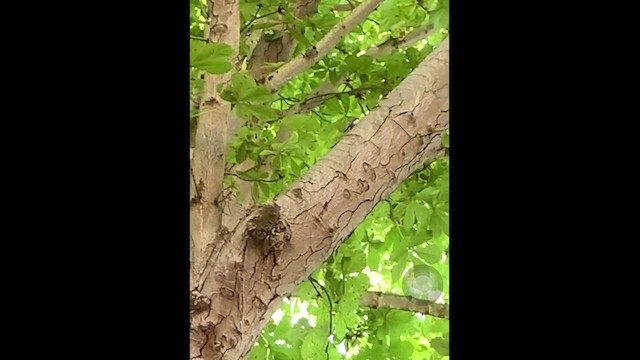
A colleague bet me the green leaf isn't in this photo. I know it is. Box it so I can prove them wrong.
[290,28,313,48]
[247,340,268,360]
[367,248,381,271]
[388,226,409,261]
[390,340,414,359]
[219,88,236,103]
[236,102,277,121]
[344,54,374,70]
[252,182,261,201]
[236,143,247,163]
[282,114,308,130]
[442,130,450,148]
[271,348,292,360]
[430,6,450,31]
[239,2,259,21]
[350,273,371,295]
[342,254,366,274]
[239,168,269,180]
[339,93,351,114]
[371,201,391,219]
[430,208,449,237]
[324,98,343,114]
[259,149,276,156]
[406,47,420,64]
[240,86,272,103]
[415,244,443,264]
[403,204,415,230]
[431,336,449,356]
[410,228,431,247]
[194,59,232,74]
[300,330,324,359]
[234,103,253,120]
[296,280,317,301]
[231,72,257,100]
[364,90,382,108]
[329,70,342,84]
[417,187,439,204]
[334,317,347,340]
[384,310,415,342]
[190,41,233,74]
[259,182,270,198]
[391,255,408,284]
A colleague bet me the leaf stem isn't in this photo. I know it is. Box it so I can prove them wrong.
[241,9,279,33]
[189,35,208,42]
[224,172,283,183]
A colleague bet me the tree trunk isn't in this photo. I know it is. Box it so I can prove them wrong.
[190,36,449,360]
[190,0,239,288]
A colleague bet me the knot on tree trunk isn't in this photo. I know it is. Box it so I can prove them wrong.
[246,203,292,256]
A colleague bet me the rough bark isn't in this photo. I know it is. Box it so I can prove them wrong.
[360,291,449,319]
[190,36,448,360]
[190,0,239,288]
[263,0,384,91]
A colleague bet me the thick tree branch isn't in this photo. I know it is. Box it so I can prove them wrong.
[263,0,384,91]
[189,1,240,357]
[190,37,448,360]
[360,291,449,319]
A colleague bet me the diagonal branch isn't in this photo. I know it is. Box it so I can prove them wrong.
[367,23,435,57]
[285,24,436,117]
[263,0,384,91]
[360,291,449,319]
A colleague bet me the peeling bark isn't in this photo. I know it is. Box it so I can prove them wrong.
[190,36,448,360]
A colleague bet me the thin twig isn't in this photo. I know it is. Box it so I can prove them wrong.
[310,277,333,359]
[224,172,283,183]
[240,9,279,33]
[302,86,383,104]
[190,35,208,42]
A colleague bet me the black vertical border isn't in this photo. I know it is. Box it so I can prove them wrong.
[43,1,192,357]
[449,0,548,357]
